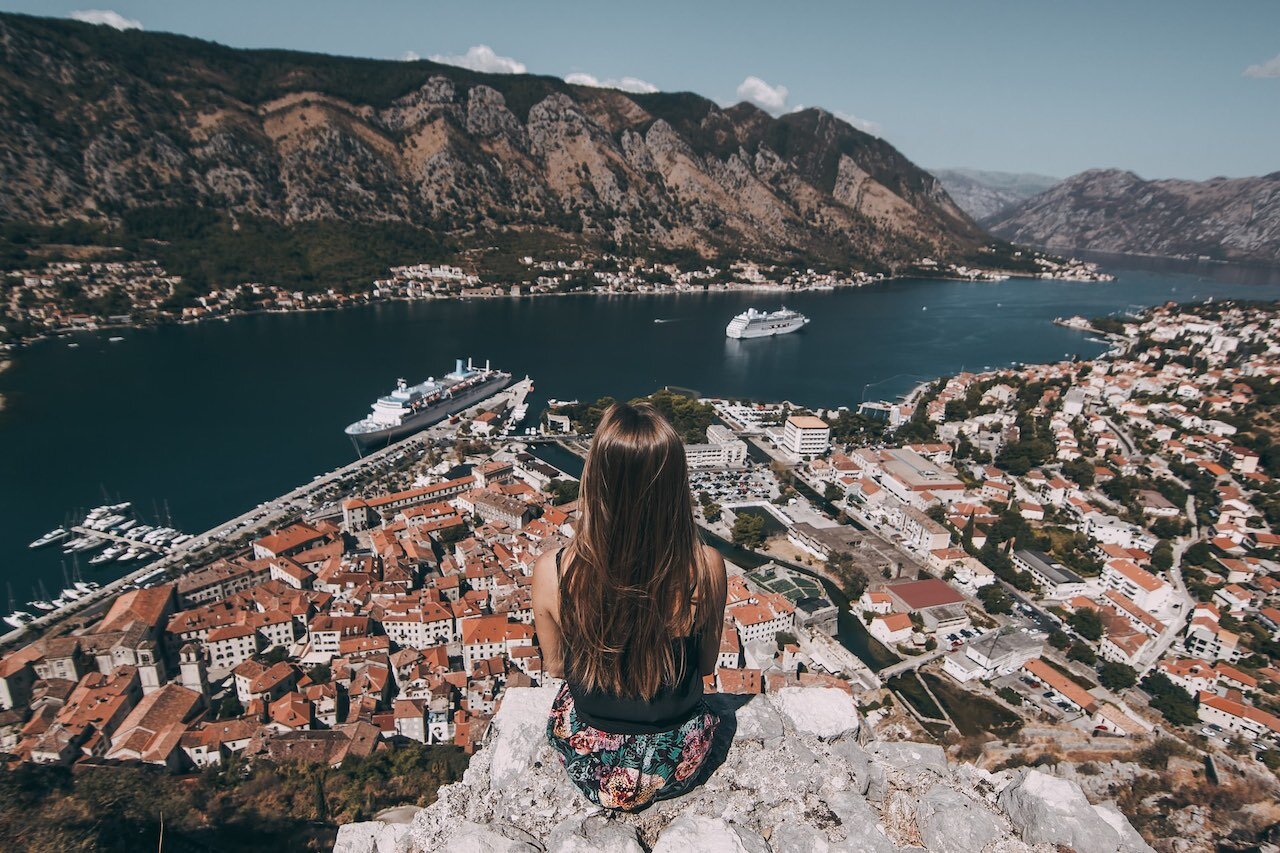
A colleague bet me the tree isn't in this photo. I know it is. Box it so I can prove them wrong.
[1062,457,1095,487]
[823,483,843,502]
[1151,540,1174,572]
[731,513,766,549]
[1068,643,1097,665]
[545,479,580,505]
[1068,608,1104,642]
[1048,629,1071,650]
[1097,661,1137,691]
[978,583,1013,615]
[1141,672,1199,727]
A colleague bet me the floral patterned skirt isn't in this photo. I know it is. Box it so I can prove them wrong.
[546,682,720,811]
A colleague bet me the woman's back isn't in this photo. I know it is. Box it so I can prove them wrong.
[534,400,728,810]
[557,548,705,733]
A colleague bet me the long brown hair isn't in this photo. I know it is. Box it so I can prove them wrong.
[559,401,710,699]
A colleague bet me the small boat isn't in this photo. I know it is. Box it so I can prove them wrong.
[67,343,79,348]
[108,336,124,342]
[121,547,145,561]
[61,587,83,601]
[29,527,70,549]
[30,600,56,612]
[50,598,68,609]
[74,582,99,594]
[2,612,33,629]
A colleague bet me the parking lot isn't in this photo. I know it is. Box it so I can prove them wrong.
[690,465,778,505]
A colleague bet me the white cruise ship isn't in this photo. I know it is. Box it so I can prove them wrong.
[725,307,810,339]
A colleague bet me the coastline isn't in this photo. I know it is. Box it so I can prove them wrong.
[2,265,1106,353]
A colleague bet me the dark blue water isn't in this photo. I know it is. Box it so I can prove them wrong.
[2,258,1278,612]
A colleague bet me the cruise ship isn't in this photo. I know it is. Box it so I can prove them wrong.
[725,307,810,339]
[344,358,512,452]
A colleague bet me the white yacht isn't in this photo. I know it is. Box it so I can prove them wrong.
[725,307,810,339]
[29,527,70,549]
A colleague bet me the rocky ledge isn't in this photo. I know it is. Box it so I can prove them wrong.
[334,686,1152,853]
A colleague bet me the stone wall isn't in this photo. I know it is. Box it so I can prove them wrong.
[334,685,1152,853]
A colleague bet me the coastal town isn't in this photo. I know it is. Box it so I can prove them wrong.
[1,299,1277,848]
[0,249,1110,345]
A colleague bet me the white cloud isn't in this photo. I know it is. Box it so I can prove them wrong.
[399,50,422,62]
[564,72,658,94]
[428,45,526,75]
[835,109,882,137]
[1243,53,1280,78]
[736,75,789,114]
[69,9,142,30]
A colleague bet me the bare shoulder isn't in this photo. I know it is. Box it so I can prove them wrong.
[700,544,727,590]
[532,548,562,610]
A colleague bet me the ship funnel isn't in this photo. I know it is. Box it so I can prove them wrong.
[467,356,474,371]
[456,358,465,374]
[485,359,490,371]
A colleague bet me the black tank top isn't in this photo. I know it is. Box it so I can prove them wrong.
[557,549,704,734]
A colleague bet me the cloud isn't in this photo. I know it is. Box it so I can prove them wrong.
[564,72,658,94]
[834,109,882,136]
[399,50,421,62]
[69,9,142,30]
[1243,53,1280,78]
[736,75,789,114]
[428,45,526,75]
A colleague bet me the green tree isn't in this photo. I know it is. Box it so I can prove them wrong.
[1068,608,1103,641]
[977,583,1013,615]
[1068,643,1097,665]
[1097,661,1137,691]
[731,513,766,549]
[823,483,843,502]
[1151,540,1174,572]
[1141,672,1199,726]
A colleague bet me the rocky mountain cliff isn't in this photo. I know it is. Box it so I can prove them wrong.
[334,686,1153,853]
[932,169,1060,221]
[986,169,1280,265]
[0,13,983,274]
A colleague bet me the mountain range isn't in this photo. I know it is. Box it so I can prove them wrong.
[986,169,1280,265]
[0,12,992,288]
[931,169,1060,221]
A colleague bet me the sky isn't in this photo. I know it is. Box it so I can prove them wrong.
[5,1,1279,180]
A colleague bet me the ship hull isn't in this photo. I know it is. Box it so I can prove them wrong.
[346,373,512,452]
[726,319,809,339]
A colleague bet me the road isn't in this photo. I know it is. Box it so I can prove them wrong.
[1134,493,1198,677]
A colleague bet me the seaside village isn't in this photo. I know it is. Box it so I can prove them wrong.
[2,250,1107,342]
[1,301,1278,783]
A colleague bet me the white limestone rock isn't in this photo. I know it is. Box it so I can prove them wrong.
[998,768,1123,852]
[772,687,860,739]
[332,821,410,853]
[333,687,1151,853]
[1094,802,1158,853]
[547,814,645,853]
[914,785,1006,853]
[487,686,557,791]
[652,815,770,853]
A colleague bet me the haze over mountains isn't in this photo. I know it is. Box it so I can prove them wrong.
[987,169,1280,266]
[0,12,988,280]
[931,169,1060,222]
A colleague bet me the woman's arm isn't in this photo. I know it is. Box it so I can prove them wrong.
[532,548,565,678]
[698,546,728,676]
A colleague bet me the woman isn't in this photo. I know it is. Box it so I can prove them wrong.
[532,401,728,812]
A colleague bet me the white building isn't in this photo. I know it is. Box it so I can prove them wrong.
[782,415,831,458]
[1102,559,1172,612]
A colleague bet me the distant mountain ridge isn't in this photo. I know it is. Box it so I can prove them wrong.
[0,12,987,283]
[986,168,1280,265]
[932,168,1060,221]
